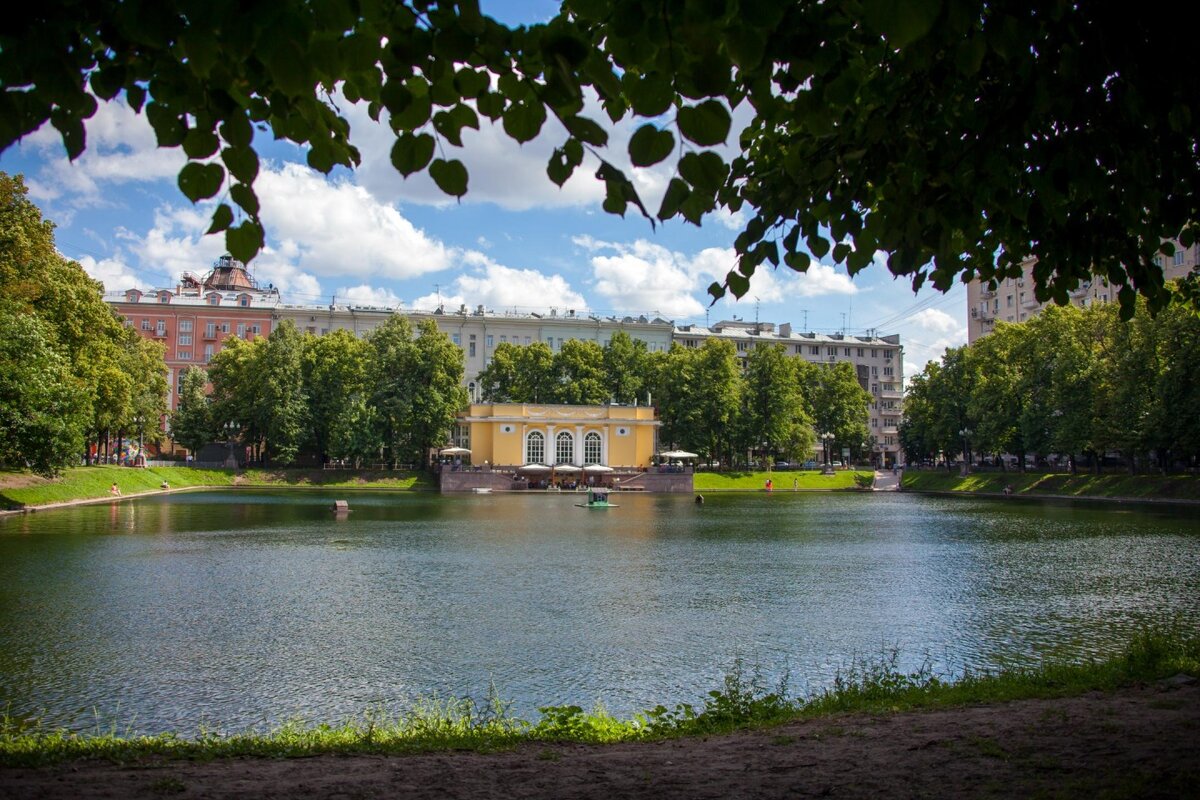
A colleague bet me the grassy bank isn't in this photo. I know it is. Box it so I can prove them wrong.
[901,469,1200,501]
[0,466,434,510]
[2,629,1195,766]
[694,469,872,491]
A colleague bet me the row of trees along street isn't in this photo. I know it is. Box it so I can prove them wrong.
[901,298,1200,474]
[172,317,468,469]
[1,173,168,476]
[477,334,874,469]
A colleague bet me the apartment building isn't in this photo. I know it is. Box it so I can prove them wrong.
[673,320,905,467]
[273,302,675,402]
[967,244,1199,343]
[106,256,278,410]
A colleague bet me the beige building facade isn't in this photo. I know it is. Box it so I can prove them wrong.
[674,320,905,466]
[967,244,1200,343]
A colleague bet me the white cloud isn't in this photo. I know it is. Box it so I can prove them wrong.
[19,99,186,205]
[410,254,587,314]
[255,163,454,280]
[900,307,968,377]
[337,284,403,307]
[577,237,859,319]
[75,254,152,294]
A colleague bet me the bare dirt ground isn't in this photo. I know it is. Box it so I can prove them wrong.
[3,679,1198,800]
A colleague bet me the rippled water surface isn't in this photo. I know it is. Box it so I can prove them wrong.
[1,490,1197,733]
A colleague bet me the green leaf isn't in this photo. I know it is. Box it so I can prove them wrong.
[862,0,942,48]
[429,158,469,197]
[391,132,436,176]
[628,124,674,167]
[453,67,490,99]
[206,203,235,235]
[220,113,253,149]
[221,146,259,183]
[727,270,750,297]
[230,183,260,217]
[657,178,690,220]
[678,151,728,193]
[476,90,505,119]
[177,162,225,202]
[226,220,264,264]
[562,115,608,146]
[502,100,546,143]
[126,85,147,113]
[676,100,731,146]
[547,141,583,187]
[627,74,674,117]
[785,251,812,271]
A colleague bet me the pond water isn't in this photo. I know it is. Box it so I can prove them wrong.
[1,490,1197,734]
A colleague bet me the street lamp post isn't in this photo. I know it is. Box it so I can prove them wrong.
[224,420,238,468]
[959,427,972,476]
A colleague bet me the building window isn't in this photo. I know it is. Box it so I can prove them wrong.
[871,366,878,376]
[1174,250,1185,266]
[208,294,220,305]
[584,432,602,464]
[827,346,836,355]
[178,334,192,346]
[872,349,878,357]
[452,333,461,346]
[204,344,214,363]
[795,345,803,354]
[251,324,260,336]
[240,295,250,307]
[486,334,493,348]
[872,418,879,427]
[810,345,820,355]
[179,320,193,332]
[525,431,545,465]
[469,341,476,358]
[871,383,878,394]
[857,348,864,357]
[206,322,216,338]
[141,319,151,331]
[501,335,507,343]
[843,347,850,356]
[237,323,245,337]
[555,431,574,465]
[156,320,166,336]
[1006,295,1014,307]
[736,341,747,352]
[221,323,229,334]
[178,351,191,361]
[524,336,531,345]
[883,366,894,376]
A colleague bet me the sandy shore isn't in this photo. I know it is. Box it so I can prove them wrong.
[3,679,1196,799]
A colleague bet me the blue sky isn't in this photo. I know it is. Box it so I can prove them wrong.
[0,1,967,374]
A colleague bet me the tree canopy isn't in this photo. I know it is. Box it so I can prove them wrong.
[3,1,1196,316]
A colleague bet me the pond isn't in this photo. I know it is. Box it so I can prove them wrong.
[1,490,1197,734]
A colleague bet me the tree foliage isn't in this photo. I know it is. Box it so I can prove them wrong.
[904,298,1200,472]
[171,367,212,456]
[3,2,1196,315]
[0,172,167,474]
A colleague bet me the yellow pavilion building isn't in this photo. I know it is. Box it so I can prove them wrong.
[458,403,659,469]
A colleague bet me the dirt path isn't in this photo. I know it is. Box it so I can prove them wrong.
[3,680,1197,799]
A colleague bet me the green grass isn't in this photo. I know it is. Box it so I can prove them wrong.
[0,466,434,510]
[693,469,873,491]
[5,629,1193,767]
[901,470,1200,501]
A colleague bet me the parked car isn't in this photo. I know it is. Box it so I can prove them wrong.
[775,461,791,469]
[802,460,818,469]
[830,460,843,468]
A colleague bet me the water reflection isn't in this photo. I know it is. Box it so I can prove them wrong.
[0,491,1197,734]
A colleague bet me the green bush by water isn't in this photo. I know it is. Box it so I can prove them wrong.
[3,629,1196,766]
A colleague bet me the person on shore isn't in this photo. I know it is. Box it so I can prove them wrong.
[109,483,121,496]
[160,480,170,490]
[793,477,798,491]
